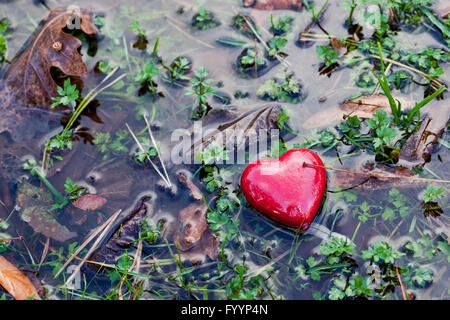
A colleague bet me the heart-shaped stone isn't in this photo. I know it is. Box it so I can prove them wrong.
[241,148,326,230]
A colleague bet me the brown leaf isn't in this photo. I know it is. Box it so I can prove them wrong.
[172,177,219,263]
[398,103,450,167]
[177,172,203,201]
[173,202,209,251]
[330,163,427,191]
[0,255,40,300]
[243,0,303,10]
[86,196,153,270]
[303,94,414,129]
[72,194,107,211]
[0,8,97,135]
[186,104,282,162]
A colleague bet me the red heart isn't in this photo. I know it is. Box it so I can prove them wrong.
[241,148,327,230]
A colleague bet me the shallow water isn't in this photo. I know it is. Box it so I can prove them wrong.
[0,0,448,300]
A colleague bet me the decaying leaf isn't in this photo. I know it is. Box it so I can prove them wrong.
[72,194,107,211]
[243,0,303,10]
[0,255,41,300]
[186,104,282,162]
[86,196,153,270]
[398,104,450,167]
[330,163,428,191]
[16,180,77,242]
[303,94,414,129]
[0,8,97,135]
[173,173,218,263]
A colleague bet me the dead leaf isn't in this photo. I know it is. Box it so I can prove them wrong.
[0,255,40,300]
[0,8,97,135]
[303,94,414,129]
[243,0,303,10]
[72,194,107,211]
[186,104,282,162]
[16,180,77,242]
[172,173,219,263]
[177,172,203,201]
[330,163,427,191]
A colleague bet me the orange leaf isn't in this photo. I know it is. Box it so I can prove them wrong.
[0,255,40,300]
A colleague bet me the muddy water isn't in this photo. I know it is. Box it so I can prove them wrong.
[0,0,448,300]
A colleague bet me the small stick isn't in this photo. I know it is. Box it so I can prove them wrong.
[303,162,450,183]
[370,54,446,89]
[55,209,122,279]
[395,266,408,300]
[143,115,172,187]
[125,123,171,187]
[165,16,215,49]
[242,15,291,68]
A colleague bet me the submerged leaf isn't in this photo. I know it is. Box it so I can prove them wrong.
[72,194,107,211]
[186,104,282,162]
[16,180,77,242]
[303,94,414,129]
[0,255,40,300]
[86,196,153,270]
[173,173,219,263]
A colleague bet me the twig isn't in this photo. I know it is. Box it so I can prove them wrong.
[242,16,291,68]
[55,209,122,279]
[303,162,450,184]
[125,123,171,187]
[143,115,172,187]
[395,266,408,300]
[165,16,215,49]
[370,54,446,89]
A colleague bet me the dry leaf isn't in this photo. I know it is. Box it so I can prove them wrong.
[330,163,427,191]
[0,255,40,300]
[73,194,107,211]
[303,94,414,129]
[86,196,153,270]
[0,8,97,135]
[398,103,450,167]
[243,0,303,10]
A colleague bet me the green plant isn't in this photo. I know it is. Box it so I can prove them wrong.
[185,67,216,119]
[93,130,130,160]
[240,49,265,67]
[361,241,405,265]
[50,78,79,110]
[45,129,73,152]
[270,15,293,36]
[375,42,446,128]
[316,44,339,67]
[192,7,219,30]
[267,37,288,58]
[257,69,301,103]
[166,56,191,81]
[422,185,444,203]
[22,159,68,210]
[128,20,146,37]
[0,19,9,62]
[134,59,160,94]
[64,178,86,201]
